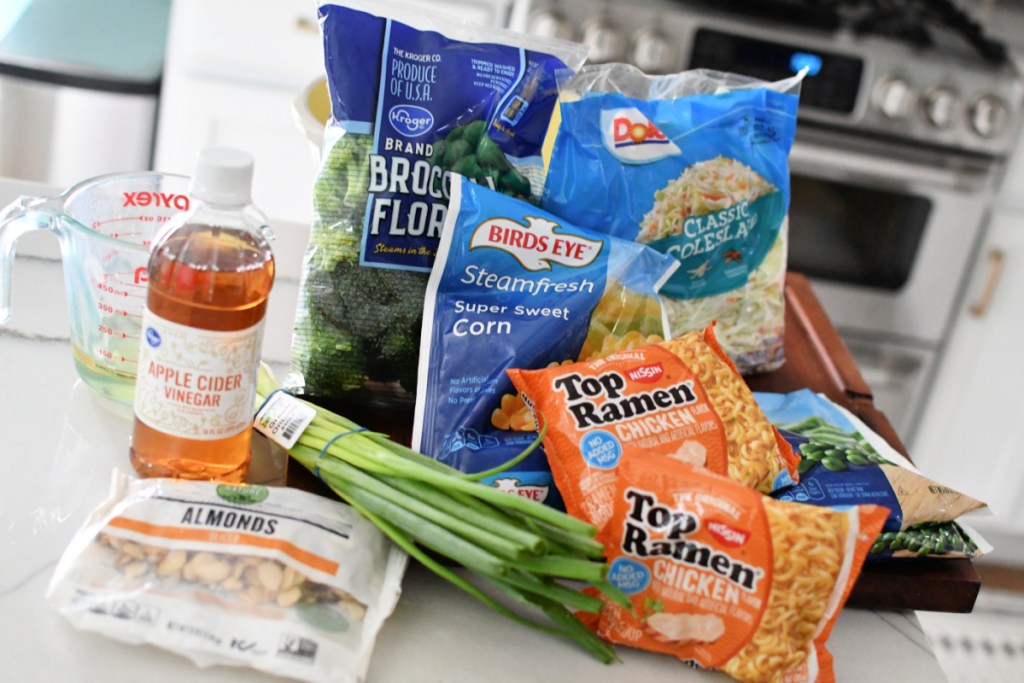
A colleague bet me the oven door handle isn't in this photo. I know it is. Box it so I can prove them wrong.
[789,139,982,191]
[969,248,1005,317]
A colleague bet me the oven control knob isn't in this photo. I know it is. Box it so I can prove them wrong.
[922,87,959,129]
[630,25,675,73]
[873,76,917,119]
[525,8,574,41]
[580,16,624,63]
[969,94,1010,138]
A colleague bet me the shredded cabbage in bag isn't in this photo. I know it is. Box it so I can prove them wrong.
[543,64,802,374]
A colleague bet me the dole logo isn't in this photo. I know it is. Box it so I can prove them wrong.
[389,104,434,138]
[470,216,602,271]
[627,362,664,383]
[600,107,681,163]
[707,520,749,548]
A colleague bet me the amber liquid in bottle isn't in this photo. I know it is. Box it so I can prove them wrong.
[130,224,275,482]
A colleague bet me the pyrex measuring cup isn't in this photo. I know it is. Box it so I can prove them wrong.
[0,172,191,404]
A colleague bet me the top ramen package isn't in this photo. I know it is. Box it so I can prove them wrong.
[595,455,887,683]
[756,389,991,560]
[288,0,587,410]
[413,175,679,505]
[507,327,798,526]
[543,64,803,374]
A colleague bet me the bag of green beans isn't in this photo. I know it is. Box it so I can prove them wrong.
[755,389,991,560]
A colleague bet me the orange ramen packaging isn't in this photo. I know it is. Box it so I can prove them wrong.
[507,326,798,527]
[598,456,888,683]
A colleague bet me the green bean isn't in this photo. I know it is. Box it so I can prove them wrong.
[800,444,826,461]
[845,452,870,466]
[821,456,847,472]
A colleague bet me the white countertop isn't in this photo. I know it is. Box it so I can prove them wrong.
[0,176,950,682]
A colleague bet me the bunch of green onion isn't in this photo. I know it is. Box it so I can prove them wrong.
[256,365,622,662]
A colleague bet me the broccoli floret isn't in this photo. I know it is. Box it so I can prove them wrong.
[322,260,427,392]
[292,132,428,396]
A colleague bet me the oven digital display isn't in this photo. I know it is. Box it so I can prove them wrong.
[690,29,863,114]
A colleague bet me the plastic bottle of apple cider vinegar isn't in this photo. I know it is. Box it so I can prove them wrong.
[130,148,275,482]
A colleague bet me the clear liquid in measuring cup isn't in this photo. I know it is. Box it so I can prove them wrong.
[72,236,152,404]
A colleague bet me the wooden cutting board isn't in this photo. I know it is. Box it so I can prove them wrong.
[746,272,981,613]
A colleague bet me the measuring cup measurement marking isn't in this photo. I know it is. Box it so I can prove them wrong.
[0,172,192,405]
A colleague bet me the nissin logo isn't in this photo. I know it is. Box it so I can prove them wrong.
[627,363,664,384]
[707,520,749,548]
[388,105,434,137]
[601,108,681,163]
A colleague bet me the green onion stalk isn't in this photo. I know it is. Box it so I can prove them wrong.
[256,363,624,663]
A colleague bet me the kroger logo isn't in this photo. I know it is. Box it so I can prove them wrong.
[145,327,162,348]
[388,105,434,138]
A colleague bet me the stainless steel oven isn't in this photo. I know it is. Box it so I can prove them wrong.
[511,0,1024,444]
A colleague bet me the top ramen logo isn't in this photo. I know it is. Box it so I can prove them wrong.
[601,107,681,163]
[470,216,602,272]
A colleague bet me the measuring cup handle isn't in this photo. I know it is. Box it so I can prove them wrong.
[0,195,60,324]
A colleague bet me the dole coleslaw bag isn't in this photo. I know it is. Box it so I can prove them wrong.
[413,175,679,506]
[543,65,803,374]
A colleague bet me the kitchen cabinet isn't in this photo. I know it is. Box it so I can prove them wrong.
[153,0,514,229]
[153,0,324,228]
[913,206,1024,559]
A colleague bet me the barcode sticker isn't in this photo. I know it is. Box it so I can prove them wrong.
[253,390,317,450]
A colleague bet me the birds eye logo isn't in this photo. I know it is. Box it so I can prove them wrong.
[145,327,162,348]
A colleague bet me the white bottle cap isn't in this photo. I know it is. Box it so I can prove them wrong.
[190,147,254,206]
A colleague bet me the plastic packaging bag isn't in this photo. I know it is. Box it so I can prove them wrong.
[543,64,802,374]
[413,175,679,506]
[47,471,407,683]
[756,389,991,560]
[595,455,887,683]
[288,0,587,419]
[507,327,798,525]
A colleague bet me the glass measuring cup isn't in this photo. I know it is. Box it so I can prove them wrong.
[0,172,191,404]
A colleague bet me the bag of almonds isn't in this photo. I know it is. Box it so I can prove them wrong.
[47,470,407,683]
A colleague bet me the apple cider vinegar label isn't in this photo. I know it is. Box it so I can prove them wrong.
[134,309,264,440]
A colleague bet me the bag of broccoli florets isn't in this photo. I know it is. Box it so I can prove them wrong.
[287,0,587,422]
